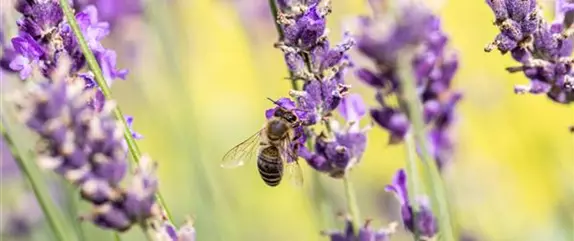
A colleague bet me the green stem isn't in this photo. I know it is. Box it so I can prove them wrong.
[342,174,360,232]
[0,122,76,241]
[403,132,421,239]
[397,52,456,241]
[58,0,173,222]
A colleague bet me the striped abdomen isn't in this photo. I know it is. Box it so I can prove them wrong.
[257,146,283,187]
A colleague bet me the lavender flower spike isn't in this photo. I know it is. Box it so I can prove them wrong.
[385,169,438,239]
[321,216,397,241]
[13,78,159,231]
[354,1,461,170]
[485,0,574,104]
[273,0,355,125]
[73,0,143,27]
[86,155,160,231]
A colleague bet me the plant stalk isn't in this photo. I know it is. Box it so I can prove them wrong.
[342,174,361,232]
[403,131,422,239]
[397,52,456,241]
[58,0,173,222]
[0,121,76,241]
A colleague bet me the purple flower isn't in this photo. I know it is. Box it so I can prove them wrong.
[0,193,43,238]
[266,0,371,180]
[153,218,196,241]
[4,1,126,94]
[74,0,142,27]
[96,49,128,85]
[126,116,143,139]
[9,33,44,79]
[485,0,574,104]
[0,31,18,72]
[86,156,160,231]
[354,2,461,169]
[321,217,397,241]
[13,79,157,231]
[76,5,110,52]
[273,0,354,125]
[299,94,369,178]
[0,136,20,180]
[385,169,438,238]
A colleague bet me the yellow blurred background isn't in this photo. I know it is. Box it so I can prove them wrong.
[2,0,574,240]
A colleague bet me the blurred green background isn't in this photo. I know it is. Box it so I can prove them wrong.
[1,0,573,240]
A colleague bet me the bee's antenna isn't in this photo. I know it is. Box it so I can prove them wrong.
[266,97,279,105]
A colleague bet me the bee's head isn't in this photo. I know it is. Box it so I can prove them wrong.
[267,98,299,124]
[274,108,298,124]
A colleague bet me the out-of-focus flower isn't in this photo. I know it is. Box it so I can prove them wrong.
[385,169,438,239]
[227,0,275,40]
[485,0,574,104]
[153,218,196,241]
[321,216,397,241]
[73,0,142,27]
[299,94,370,178]
[459,231,480,241]
[13,79,159,231]
[1,29,19,74]
[354,1,461,170]
[126,116,143,139]
[0,136,43,239]
[0,193,43,238]
[1,136,19,179]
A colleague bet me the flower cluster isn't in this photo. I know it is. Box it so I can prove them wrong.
[485,0,574,104]
[13,79,159,231]
[2,0,127,111]
[321,216,397,241]
[298,94,370,178]
[275,0,354,124]
[354,2,461,170]
[270,0,369,176]
[73,0,142,27]
[385,169,438,239]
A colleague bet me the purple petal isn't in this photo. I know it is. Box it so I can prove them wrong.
[9,56,32,80]
[338,94,366,122]
[384,169,409,205]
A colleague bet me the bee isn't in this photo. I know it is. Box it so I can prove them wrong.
[221,99,304,187]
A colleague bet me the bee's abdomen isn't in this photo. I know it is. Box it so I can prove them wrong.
[257,151,283,187]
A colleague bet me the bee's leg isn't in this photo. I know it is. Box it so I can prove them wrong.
[292,131,302,141]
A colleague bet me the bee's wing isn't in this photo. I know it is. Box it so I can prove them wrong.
[280,140,304,187]
[285,160,304,187]
[221,130,262,168]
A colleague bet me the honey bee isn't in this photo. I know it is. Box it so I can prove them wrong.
[221,99,304,187]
